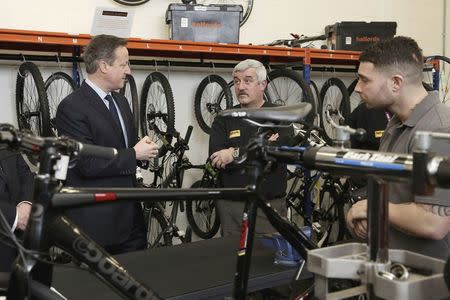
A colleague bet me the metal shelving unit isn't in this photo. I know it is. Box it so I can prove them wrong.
[0,28,361,79]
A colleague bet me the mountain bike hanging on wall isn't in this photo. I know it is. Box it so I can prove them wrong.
[120,74,139,135]
[194,74,233,134]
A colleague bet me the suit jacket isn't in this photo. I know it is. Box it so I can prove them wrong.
[55,81,144,246]
[0,149,34,271]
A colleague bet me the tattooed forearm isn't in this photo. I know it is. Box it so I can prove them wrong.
[420,204,450,217]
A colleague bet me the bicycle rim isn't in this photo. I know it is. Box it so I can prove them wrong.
[186,180,220,239]
[120,74,139,133]
[194,0,253,26]
[44,72,77,136]
[140,71,175,150]
[316,188,341,247]
[194,74,232,134]
[265,69,315,123]
[145,206,171,248]
[319,77,350,145]
[310,80,321,127]
[16,62,50,137]
[423,55,450,103]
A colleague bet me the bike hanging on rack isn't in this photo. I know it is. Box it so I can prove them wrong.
[194,74,233,134]
[319,77,351,145]
[120,74,139,135]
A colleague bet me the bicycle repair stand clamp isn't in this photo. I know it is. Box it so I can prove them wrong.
[306,168,449,299]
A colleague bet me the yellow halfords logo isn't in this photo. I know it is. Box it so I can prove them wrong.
[229,130,240,138]
[374,130,384,138]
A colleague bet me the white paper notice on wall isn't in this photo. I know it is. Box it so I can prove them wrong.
[91,7,135,38]
[346,37,352,45]
[181,17,189,28]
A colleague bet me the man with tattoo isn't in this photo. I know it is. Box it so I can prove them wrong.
[346,36,450,260]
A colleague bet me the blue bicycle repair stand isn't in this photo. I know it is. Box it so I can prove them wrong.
[260,226,311,267]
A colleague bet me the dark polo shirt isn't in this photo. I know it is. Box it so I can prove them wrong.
[379,91,450,260]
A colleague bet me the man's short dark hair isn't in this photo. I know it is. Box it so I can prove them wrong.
[83,35,127,74]
[359,36,423,82]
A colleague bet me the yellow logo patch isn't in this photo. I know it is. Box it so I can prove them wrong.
[374,130,384,138]
[229,130,240,138]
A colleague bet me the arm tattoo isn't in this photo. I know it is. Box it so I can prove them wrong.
[420,204,450,217]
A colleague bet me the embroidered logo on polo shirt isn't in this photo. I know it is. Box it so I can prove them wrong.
[374,130,384,138]
[229,130,241,138]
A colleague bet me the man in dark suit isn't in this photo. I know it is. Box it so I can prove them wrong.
[0,148,33,271]
[56,35,159,254]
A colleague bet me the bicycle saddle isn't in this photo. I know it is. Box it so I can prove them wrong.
[218,103,312,123]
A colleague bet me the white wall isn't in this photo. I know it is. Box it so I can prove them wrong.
[0,0,448,183]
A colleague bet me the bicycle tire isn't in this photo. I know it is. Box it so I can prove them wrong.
[310,80,321,126]
[265,69,316,124]
[44,72,77,136]
[193,0,253,26]
[186,180,221,239]
[16,61,51,137]
[145,205,172,248]
[112,0,151,5]
[120,74,139,134]
[194,74,233,134]
[319,77,350,145]
[140,71,175,147]
[160,153,186,188]
[347,78,362,113]
[423,55,450,103]
[315,186,346,247]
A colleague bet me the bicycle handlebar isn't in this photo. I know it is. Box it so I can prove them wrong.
[0,124,117,161]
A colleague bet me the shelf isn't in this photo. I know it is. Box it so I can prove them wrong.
[0,28,360,66]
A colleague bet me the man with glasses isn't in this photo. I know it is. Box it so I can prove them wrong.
[56,35,159,254]
[209,59,290,236]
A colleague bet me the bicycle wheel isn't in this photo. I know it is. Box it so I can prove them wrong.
[44,72,77,136]
[160,152,187,188]
[120,74,139,134]
[265,69,315,124]
[194,74,232,134]
[143,204,172,248]
[423,55,450,103]
[186,180,221,239]
[347,78,362,113]
[314,183,346,247]
[16,62,51,137]
[140,71,175,146]
[319,77,350,145]
[194,0,253,26]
